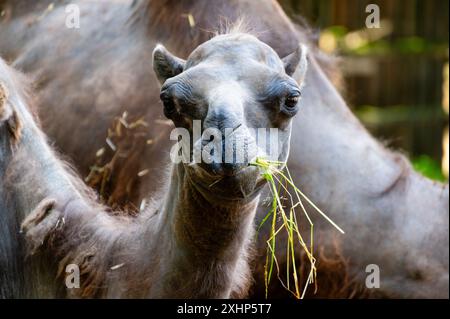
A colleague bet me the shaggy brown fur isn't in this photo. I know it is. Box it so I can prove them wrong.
[1,57,130,298]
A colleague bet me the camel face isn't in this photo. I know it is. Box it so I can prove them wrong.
[153,33,308,199]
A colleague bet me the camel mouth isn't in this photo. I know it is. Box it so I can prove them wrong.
[185,163,265,200]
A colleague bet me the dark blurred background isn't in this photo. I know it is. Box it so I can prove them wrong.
[279,0,449,181]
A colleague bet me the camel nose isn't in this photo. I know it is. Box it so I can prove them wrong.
[198,93,257,176]
[199,126,252,176]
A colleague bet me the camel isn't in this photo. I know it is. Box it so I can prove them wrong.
[0,0,448,298]
[0,31,308,298]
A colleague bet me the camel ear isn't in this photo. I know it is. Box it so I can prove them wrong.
[152,44,186,85]
[282,43,308,82]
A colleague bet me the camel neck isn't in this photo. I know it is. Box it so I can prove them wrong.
[149,163,259,298]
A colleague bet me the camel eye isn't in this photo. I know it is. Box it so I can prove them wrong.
[285,96,298,108]
[160,91,177,118]
[281,90,301,116]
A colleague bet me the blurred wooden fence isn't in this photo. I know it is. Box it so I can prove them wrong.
[279,0,449,108]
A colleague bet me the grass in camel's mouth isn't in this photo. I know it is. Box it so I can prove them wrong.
[250,157,345,299]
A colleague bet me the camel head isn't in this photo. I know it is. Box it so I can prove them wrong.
[152,33,308,200]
